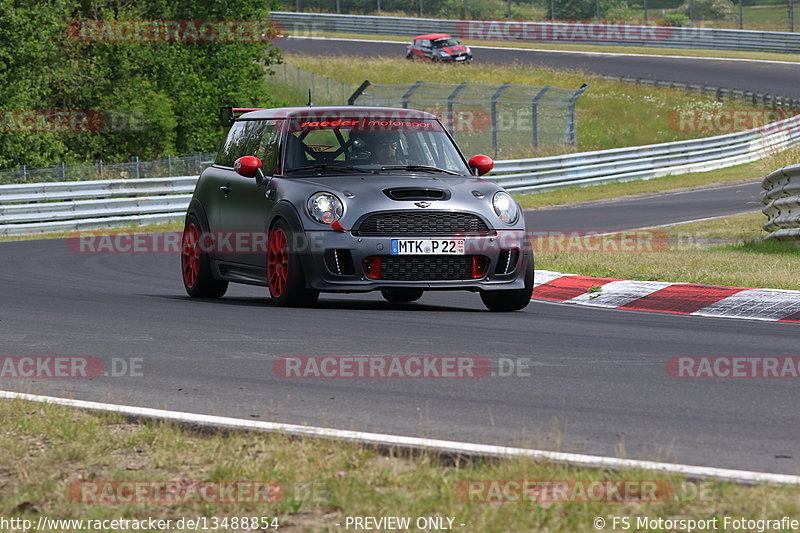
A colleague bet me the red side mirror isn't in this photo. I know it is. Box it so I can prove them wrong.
[233,156,263,178]
[468,155,494,176]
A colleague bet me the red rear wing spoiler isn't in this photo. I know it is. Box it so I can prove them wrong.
[220,107,265,127]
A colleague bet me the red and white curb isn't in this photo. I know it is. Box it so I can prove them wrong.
[533,270,800,323]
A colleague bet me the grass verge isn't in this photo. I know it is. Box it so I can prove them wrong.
[536,211,800,289]
[1,398,799,532]
[285,55,767,155]
[513,160,766,209]
[0,222,184,243]
[513,138,800,209]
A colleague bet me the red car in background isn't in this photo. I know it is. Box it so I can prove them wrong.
[406,34,473,62]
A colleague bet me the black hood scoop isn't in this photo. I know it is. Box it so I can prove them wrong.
[383,188,450,201]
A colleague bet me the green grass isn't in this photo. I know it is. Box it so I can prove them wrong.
[536,211,800,289]
[2,398,799,532]
[0,222,184,243]
[286,55,768,158]
[694,5,796,30]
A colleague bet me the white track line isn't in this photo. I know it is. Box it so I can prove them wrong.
[285,35,800,66]
[2,390,798,485]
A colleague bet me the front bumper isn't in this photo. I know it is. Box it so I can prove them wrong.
[441,54,473,62]
[299,230,531,293]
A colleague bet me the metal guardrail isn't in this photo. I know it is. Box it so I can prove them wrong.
[762,165,800,240]
[0,177,196,236]
[3,115,799,236]
[489,114,800,193]
[270,11,800,54]
[602,76,800,111]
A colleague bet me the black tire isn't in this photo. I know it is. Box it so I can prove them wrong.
[381,288,423,303]
[181,214,228,299]
[267,219,319,308]
[480,260,534,312]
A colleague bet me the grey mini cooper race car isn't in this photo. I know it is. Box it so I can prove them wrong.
[180,106,533,311]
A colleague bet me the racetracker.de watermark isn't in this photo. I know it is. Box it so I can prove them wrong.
[0,356,143,378]
[456,480,674,503]
[68,481,283,504]
[273,356,531,379]
[68,229,676,254]
[668,109,800,134]
[0,110,147,133]
[67,20,278,43]
[667,356,800,378]
[456,20,674,42]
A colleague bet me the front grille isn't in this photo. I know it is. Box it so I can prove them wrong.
[355,212,489,236]
[377,256,473,281]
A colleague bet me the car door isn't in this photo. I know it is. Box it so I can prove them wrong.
[421,39,432,59]
[214,119,280,268]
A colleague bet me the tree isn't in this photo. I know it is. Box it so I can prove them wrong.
[0,0,283,168]
[677,0,735,19]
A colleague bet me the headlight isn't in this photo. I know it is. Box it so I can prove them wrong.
[307,192,343,224]
[465,46,472,53]
[492,192,519,224]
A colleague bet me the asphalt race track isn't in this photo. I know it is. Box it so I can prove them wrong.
[523,180,764,231]
[1,187,797,477]
[279,37,800,98]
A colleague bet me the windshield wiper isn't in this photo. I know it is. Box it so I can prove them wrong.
[287,164,370,174]
[380,165,462,176]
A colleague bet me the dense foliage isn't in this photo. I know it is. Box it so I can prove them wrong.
[0,0,282,168]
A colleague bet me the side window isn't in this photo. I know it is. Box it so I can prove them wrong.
[252,120,281,174]
[215,122,248,167]
[422,40,430,48]
[215,120,280,169]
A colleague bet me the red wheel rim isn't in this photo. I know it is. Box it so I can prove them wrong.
[268,227,289,298]
[181,222,200,288]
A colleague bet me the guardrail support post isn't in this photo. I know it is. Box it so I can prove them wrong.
[447,82,469,138]
[348,80,372,105]
[791,0,795,32]
[401,81,424,109]
[491,82,512,158]
[133,156,140,179]
[59,162,66,181]
[531,86,550,150]
[566,84,589,146]
[19,165,26,182]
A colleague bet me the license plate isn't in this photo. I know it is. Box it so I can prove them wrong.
[391,239,465,255]
[455,56,466,61]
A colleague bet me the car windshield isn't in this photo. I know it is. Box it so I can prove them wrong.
[282,115,471,175]
[432,38,459,48]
